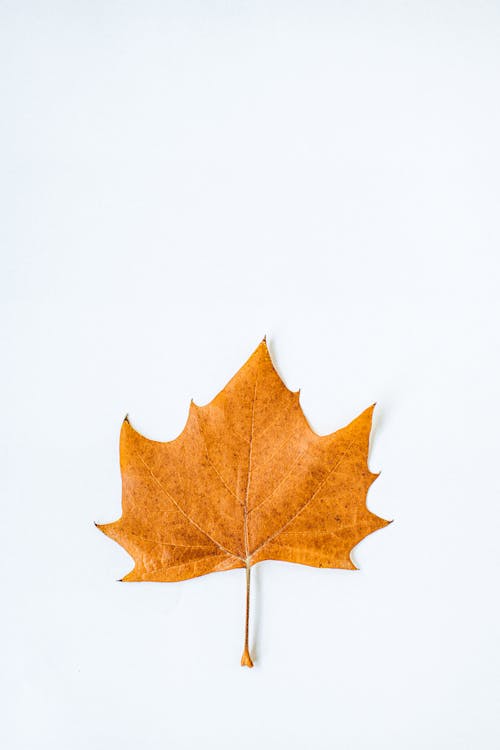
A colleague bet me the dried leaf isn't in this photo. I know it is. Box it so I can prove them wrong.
[97,339,390,666]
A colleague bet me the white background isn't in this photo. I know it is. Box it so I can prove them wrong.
[1,2,499,748]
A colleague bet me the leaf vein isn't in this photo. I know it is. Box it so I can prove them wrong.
[137,454,244,562]
[249,439,356,559]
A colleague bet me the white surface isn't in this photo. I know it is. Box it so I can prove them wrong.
[1,2,499,748]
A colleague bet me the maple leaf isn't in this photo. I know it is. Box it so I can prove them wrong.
[97,339,390,667]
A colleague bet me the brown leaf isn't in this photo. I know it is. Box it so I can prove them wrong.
[97,339,390,666]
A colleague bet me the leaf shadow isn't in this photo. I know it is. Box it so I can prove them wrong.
[265,336,290,390]
[369,403,387,465]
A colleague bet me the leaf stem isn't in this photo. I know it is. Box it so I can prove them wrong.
[240,564,254,667]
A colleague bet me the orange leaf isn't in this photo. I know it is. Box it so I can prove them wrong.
[97,339,390,666]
